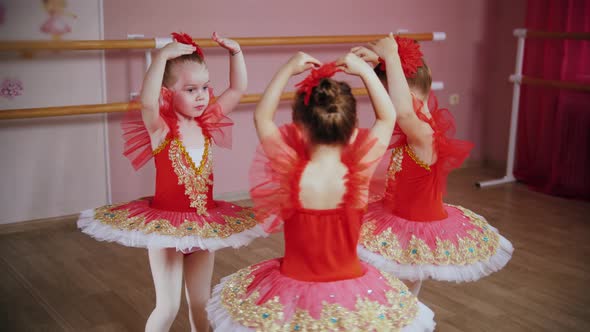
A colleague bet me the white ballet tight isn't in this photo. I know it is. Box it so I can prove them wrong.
[145,248,215,332]
[403,279,423,296]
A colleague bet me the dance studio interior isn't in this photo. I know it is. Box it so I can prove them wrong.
[1,0,588,331]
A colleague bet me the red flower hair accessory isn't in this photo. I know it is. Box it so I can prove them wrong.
[378,36,423,78]
[295,62,341,105]
[171,32,204,59]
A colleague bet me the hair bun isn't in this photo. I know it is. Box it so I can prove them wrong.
[325,105,339,114]
[314,79,337,106]
[292,77,357,145]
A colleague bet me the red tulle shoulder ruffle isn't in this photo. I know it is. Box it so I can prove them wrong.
[121,88,233,170]
[249,124,383,233]
[380,93,473,194]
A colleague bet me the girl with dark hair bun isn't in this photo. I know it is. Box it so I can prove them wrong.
[206,51,436,332]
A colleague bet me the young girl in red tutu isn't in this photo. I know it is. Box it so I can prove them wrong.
[206,51,436,331]
[352,33,513,295]
[78,32,267,331]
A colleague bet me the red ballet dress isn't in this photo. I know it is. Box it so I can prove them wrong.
[358,93,514,282]
[78,88,265,252]
[207,124,435,331]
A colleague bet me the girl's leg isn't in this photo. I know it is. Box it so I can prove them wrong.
[145,248,184,332]
[183,250,215,332]
[403,279,423,296]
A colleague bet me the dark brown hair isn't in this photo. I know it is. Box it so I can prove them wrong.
[292,78,357,145]
[162,53,205,87]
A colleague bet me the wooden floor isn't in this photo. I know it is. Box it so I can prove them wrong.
[1,167,589,332]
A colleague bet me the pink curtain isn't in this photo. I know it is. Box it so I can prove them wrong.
[514,0,590,200]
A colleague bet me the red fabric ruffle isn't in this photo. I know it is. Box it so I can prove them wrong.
[249,124,383,232]
[385,92,473,194]
[121,88,232,170]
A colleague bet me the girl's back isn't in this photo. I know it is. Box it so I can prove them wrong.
[299,147,348,210]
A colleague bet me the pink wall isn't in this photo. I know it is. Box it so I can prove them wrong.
[0,0,108,224]
[104,0,526,203]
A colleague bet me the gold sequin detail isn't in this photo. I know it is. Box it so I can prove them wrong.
[152,137,171,155]
[385,147,404,188]
[360,205,500,266]
[404,145,430,171]
[94,204,258,238]
[169,138,213,215]
[177,137,211,175]
[220,266,419,331]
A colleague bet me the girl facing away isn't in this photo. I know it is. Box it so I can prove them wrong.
[206,51,436,332]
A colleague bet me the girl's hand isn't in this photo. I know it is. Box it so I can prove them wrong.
[157,42,196,61]
[284,52,322,76]
[212,32,241,55]
[368,32,399,59]
[335,52,372,76]
[351,46,380,66]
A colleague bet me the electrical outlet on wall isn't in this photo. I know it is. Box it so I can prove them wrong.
[449,94,460,105]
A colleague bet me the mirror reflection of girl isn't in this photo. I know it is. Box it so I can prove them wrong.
[353,34,513,295]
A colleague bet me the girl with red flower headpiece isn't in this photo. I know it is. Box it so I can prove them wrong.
[77,32,267,331]
[351,33,513,293]
[206,51,435,331]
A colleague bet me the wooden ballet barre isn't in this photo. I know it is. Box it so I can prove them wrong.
[524,30,590,40]
[0,88,369,120]
[477,74,590,188]
[0,102,137,120]
[512,75,590,92]
[477,28,590,189]
[0,33,446,52]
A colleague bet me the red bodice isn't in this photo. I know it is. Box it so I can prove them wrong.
[374,93,473,222]
[150,136,217,213]
[121,90,233,215]
[250,124,386,281]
